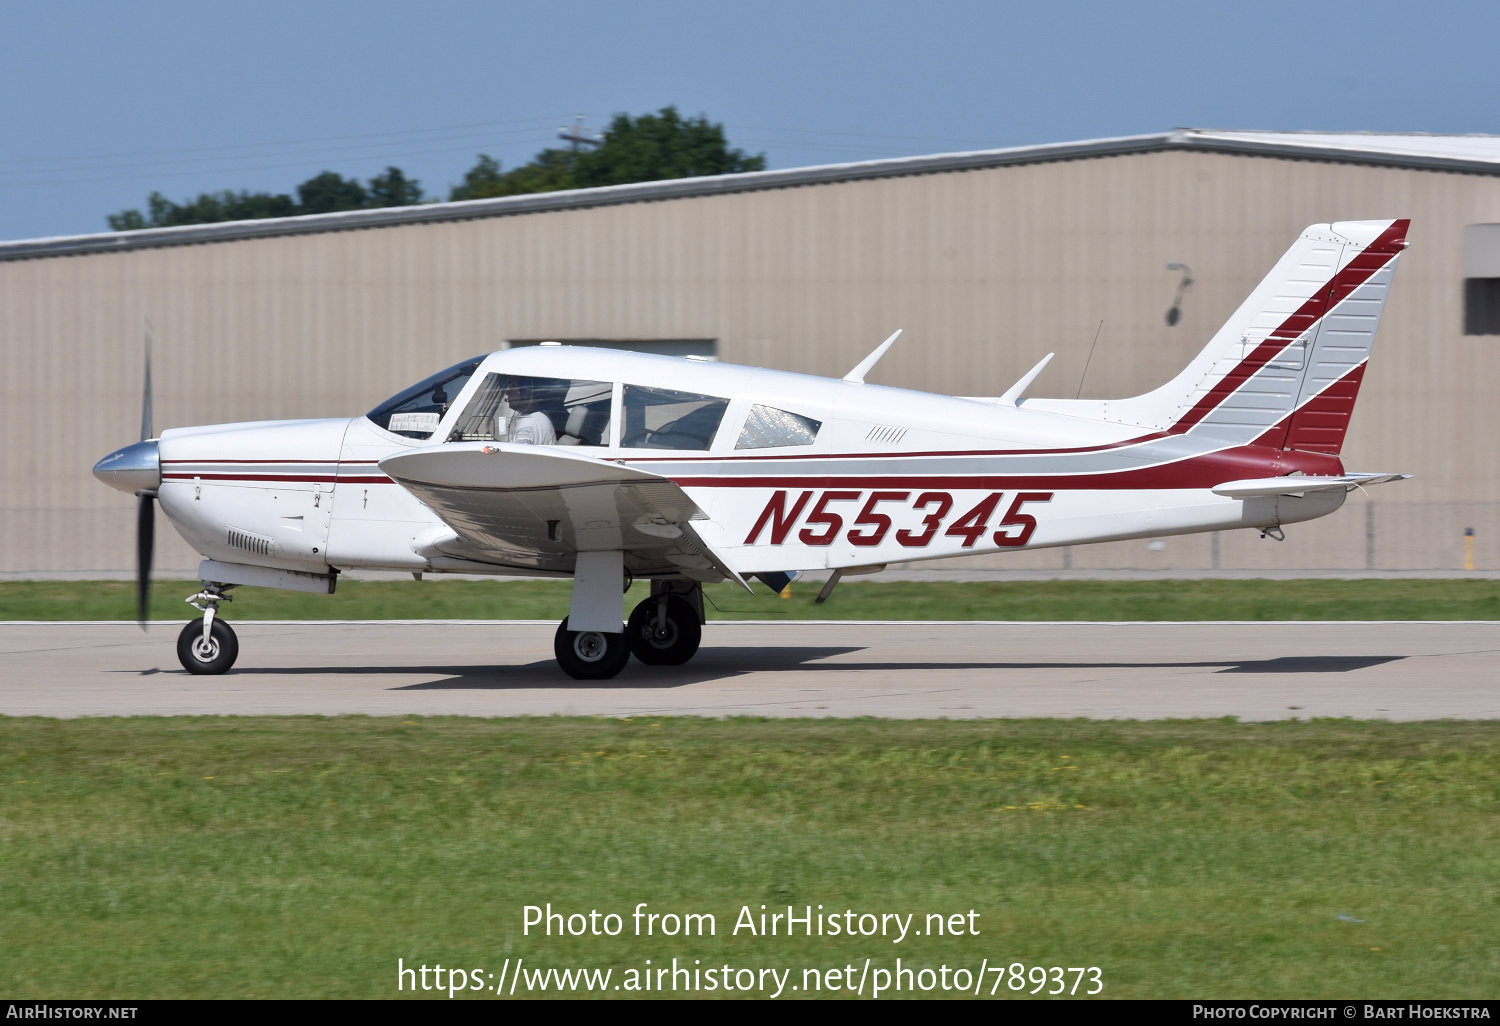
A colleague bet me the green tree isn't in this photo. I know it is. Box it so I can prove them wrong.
[105,105,760,228]
[447,107,763,201]
[368,166,424,207]
[448,149,577,201]
[494,148,578,194]
[448,154,507,201]
[108,189,298,230]
[218,191,300,220]
[575,107,764,187]
[107,209,147,231]
[108,166,422,230]
[296,171,368,215]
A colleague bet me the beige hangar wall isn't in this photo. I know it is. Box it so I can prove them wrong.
[1,149,1497,574]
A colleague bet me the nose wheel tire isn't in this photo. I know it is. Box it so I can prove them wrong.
[553,618,631,680]
[626,594,702,665]
[176,617,239,675]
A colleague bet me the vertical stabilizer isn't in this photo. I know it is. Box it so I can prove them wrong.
[1030,219,1407,454]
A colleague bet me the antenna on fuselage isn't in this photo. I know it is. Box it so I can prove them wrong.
[1076,320,1104,399]
[997,352,1055,407]
[843,329,903,383]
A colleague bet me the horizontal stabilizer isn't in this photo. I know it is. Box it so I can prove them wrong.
[1212,473,1410,498]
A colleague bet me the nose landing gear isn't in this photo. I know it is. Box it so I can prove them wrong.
[177,584,239,674]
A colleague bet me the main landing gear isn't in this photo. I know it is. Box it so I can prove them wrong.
[176,583,239,675]
[554,581,704,681]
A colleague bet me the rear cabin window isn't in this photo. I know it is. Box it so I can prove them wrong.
[621,385,729,450]
[448,373,613,446]
[366,357,485,439]
[735,404,821,449]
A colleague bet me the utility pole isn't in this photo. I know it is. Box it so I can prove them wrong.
[558,115,602,154]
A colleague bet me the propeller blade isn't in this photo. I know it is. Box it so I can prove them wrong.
[140,320,153,442]
[136,492,154,630]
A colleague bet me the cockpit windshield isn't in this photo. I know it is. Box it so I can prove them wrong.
[366,357,485,439]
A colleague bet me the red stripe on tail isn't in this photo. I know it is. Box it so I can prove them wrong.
[1284,362,1367,455]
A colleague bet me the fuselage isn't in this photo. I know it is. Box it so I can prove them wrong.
[141,345,1344,580]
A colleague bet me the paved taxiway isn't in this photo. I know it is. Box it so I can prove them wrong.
[2,620,1496,719]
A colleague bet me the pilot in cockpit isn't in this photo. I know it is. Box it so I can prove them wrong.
[504,381,558,445]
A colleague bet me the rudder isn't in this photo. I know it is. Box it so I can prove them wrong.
[1280,221,1407,453]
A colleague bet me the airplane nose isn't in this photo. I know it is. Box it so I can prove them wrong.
[92,439,161,494]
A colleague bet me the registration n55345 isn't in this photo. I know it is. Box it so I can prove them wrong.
[743,489,1054,549]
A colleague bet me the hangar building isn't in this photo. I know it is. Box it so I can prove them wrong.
[2,129,1498,575]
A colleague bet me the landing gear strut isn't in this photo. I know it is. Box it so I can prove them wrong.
[177,583,239,675]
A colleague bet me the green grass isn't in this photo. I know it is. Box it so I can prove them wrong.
[0,716,1496,998]
[4,577,1500,622]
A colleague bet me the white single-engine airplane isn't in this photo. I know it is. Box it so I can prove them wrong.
[95,219,1411,679]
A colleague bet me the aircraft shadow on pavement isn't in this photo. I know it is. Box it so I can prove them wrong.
[1213,655,1403,674]
[223,649,1404,689]
[227,647,864,690]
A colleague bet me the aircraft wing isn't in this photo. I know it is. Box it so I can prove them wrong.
[379,442,750,587]
[1211,473,1411,498]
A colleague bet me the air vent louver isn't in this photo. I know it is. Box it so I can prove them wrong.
[226,527,274,556]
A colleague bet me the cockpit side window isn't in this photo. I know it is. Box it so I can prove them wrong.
[448,373,613,446]
[735,404,821,449]
[621,385,730,450]
[367,357,485,439]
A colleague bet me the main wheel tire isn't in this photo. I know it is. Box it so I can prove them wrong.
[626,594,702,665]
[553,618,631,680]
[176,617,239,675]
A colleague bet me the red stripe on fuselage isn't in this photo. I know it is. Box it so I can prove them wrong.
[162,473,336,482]
[161,473,391,484]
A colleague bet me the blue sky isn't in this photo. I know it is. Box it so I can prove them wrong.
[2,0,1498,241]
